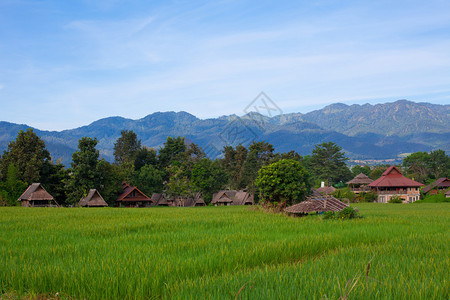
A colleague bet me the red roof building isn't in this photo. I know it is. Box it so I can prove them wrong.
[368,166,424,203]
[116,182,153,207]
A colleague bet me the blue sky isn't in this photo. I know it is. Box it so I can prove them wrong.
[0,0,449,130]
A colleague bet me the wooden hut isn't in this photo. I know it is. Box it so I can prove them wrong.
[368,166,423,203]
[152,193,169,206]
[18,183,59,207]
[446,190,450,198]
[116,182,153,207]
[346,173,373,193]
[284,195,348,216]
[422,178,450,195]
[211,191,234,206]
[78,189,108,207]
[211,190,254,206]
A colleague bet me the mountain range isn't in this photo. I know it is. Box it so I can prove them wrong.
[0,100,448,165]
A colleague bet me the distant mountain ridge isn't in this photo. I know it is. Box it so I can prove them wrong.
[0,100,448,165]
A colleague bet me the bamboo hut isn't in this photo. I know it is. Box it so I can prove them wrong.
[78,189,108,207]
[346,173,373,193]
[18,183,59,207]
[117,182,153,207]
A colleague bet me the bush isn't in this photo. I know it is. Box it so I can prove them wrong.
[332,188,357,203]
[388,196,403,203]
[322,207,360,220]
[415,193,449,203]
[358,192,377,203]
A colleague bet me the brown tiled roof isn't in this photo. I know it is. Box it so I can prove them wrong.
[285,195,348,214]
[368,166,424,188]
[18,183,54,201]
[422,178,450,194]
[78,189,108,207]
[316,186,336,195]
[346,173,373,185]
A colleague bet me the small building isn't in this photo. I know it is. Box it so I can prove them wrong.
[78,189,108,207]
[152,193,169,206]
[368,166,424,203]
[18,183,59,207]
[346,173,373,193]
[211,190,254,206]
[422,178,450,195]
[183,192,206,207]
[285,195,348,216]
[446,190,450,198]
[117,182,153,207]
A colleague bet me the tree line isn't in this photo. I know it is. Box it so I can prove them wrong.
[0,128,448,206]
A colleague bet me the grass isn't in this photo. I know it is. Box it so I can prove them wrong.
[0,204,448,299]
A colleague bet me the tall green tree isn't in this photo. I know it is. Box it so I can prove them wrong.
[114,130,141,165]
[428,149,450,179]
[191,159,228,202]
[66,137,103,205]
[308,142,352,186]
[351,165,371,177]
[256,159,310,205]
[158,136,187,168]
[132,164,165,197]
[165,165,192,198]
[0,128,51,184]
[0,164,28,206]
[221,144,248,189]
[403,152,431,182]
[134,147,158,171]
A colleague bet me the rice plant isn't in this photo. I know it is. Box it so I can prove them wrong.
[0,203,448,299]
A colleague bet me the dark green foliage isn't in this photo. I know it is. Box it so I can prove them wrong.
[308,142,352,185]
[113,130,141,165]
[221,144,248,189]
[351,165,371,177]
[39,161,69,205]
[0,164,27,206]
[332,188,356,203]
[65,137,103,205]
[134,147,158,171]
[256,159,310,205]
[158,136,187,168]
[415,193,449,203]
[165,165,192,198]
[403,150,450,182]
[132,164,165,197]
[388,196,403,203]
[96,160,123,205]
[0,128,51,184]
[191,159,228,202]
[322,207,359,220]
[360,192,377,203]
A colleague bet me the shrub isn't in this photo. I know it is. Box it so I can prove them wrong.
[332,188,357,203]
[322,207,360,220]
[415,193,449,203]
[388,196,403,203]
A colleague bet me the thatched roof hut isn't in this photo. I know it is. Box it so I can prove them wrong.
[315,186,336,195]
[152,193,169,206]
[211,190,254,206]
[285,195,348,215]
[18,183,59,207]
[78,189,108,207]
[347,173,373,185]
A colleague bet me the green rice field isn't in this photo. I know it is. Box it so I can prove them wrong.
[0,204,448,299]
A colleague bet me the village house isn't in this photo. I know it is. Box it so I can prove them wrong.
[422,178,450,195]
[211,190,254,206]
[152,192,206,207]
[78,189,108,207]
[18,183,59,207]
[151,193,169,206]
[116,182,153,207]
[346,173,373,193]
[368,166,424,203]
